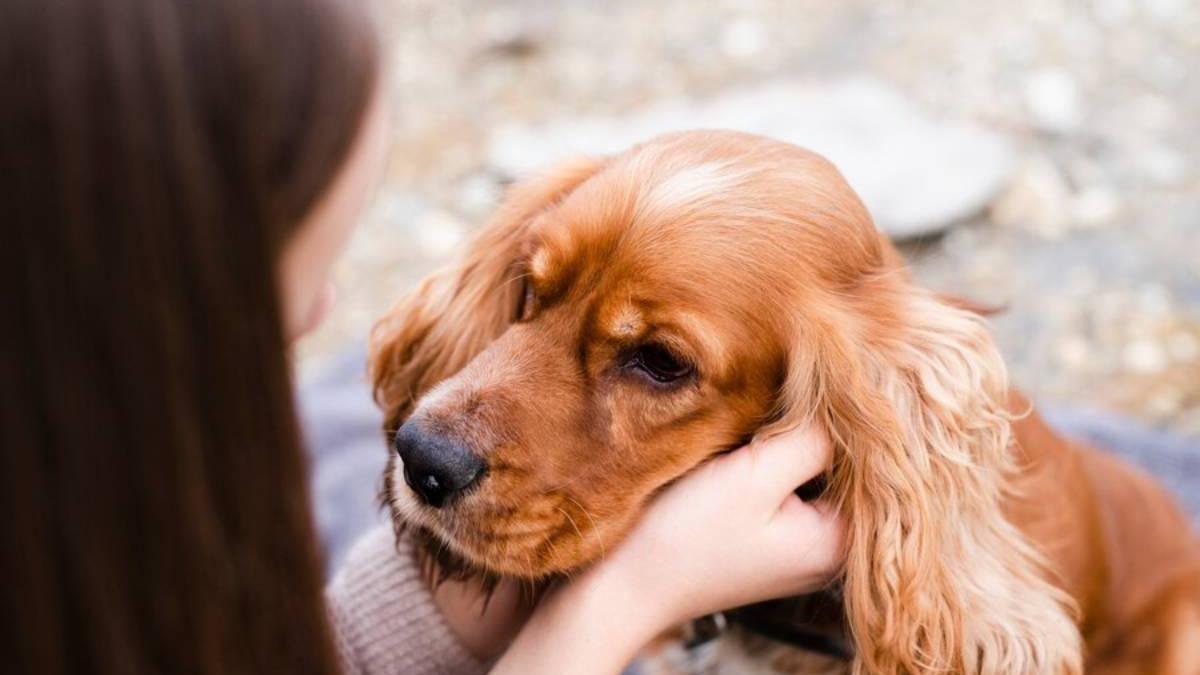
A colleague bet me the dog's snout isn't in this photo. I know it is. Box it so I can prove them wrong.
[393,421,486,508]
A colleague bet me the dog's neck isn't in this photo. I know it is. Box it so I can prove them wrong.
[403,523,555,606]
[726,588,854,661]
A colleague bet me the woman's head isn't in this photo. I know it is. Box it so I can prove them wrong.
[0,0,380,672]
[282,91,389,340]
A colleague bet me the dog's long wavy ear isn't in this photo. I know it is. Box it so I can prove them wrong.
[773,285,1082,675]
[369,157,605,432]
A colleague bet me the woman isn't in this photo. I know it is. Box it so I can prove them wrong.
[0,0,843,673]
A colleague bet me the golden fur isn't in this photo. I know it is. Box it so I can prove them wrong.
[370,130,1200,674]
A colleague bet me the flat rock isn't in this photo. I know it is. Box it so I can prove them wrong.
[487,78,1015,239]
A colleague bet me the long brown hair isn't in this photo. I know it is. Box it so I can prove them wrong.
[0,0,378,672]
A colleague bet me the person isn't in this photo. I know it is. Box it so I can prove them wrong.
[0,0,844,673]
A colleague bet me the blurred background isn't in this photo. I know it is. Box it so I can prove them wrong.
[297,0,1199,439]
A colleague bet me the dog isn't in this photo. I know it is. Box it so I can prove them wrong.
[369,130,1200,674]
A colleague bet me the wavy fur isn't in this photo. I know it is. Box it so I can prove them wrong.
[768,286,1082,673]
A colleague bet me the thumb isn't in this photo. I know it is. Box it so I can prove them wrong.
[746,424,833,501]
[769,494,846,576]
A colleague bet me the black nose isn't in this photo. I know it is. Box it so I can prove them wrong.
[393,421,487,508]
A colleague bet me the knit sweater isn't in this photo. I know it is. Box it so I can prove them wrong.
[327,526,488,675]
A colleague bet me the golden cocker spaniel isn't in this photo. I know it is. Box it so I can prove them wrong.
[370,130,1200,674]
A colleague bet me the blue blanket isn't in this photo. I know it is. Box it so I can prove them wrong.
[301,345,1200,573]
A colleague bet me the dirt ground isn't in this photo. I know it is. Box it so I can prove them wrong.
[298,0,1200,438]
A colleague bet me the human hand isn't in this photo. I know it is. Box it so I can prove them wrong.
[491,424,844,675]
[594,423,845,627]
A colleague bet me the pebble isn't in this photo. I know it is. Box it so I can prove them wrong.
[488,78,1016,240]
[1024,68,1083,134]
[1135,145,1190,187]
[1056,335,1092,370]
[456,173,504,219]
[1071,187,1121,228]
[1147,389,1185,417]
[1123,339,1169,374]
[1144,0,1191,20]
[1137,284,1174,317]
[1168,332,1200,362]
[1093,0,1135,25]
[990,156,1072,237]
[412,210,467,259]
[720,17,767,60]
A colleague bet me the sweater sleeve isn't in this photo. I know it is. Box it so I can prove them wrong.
[327,525,488,675]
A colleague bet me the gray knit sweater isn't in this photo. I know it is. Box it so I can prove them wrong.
[327,526,488,675]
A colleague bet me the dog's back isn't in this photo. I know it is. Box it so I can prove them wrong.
[997,395,1200,673]
[1072,442,1200,672]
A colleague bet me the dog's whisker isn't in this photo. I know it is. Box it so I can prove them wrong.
[555,506,583,533]
[542,471,589,494]
[532,526,564,578]
[561,495,605,560]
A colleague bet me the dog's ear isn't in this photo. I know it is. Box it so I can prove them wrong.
[369,157,605,433]
[770,285,1081,674]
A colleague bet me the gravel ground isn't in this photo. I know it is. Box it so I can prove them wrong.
[298,0,1200,438]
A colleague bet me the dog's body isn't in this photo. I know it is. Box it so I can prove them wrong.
[370,130,1200,674]
[1004,400,1200,675]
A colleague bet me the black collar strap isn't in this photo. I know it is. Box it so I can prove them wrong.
[684,611,854,662]
[729,611,855,661]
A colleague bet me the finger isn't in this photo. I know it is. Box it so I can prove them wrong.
[770,495,846,572]
[745,424,834,500]
[773,494,841,540]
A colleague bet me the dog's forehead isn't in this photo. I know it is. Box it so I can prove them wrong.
[527,164,781,300]
[532,157,723,260]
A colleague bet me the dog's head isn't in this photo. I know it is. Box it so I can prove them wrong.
[371,130,1080,673]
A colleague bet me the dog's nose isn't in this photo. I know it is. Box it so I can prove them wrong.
[393,421,486,508]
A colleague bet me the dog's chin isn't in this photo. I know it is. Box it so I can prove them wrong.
[393,513,583,583]
[403,523,503,588]
[393,518,579,592]
[382,475,576,584]
[382,490,498,584]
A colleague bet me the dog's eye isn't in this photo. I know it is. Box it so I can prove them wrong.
[627,344,693,384]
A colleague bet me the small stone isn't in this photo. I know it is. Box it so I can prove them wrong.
[1136,145,1189,186]
[487,78,1016,240]
[475,8,542,60]
[1122,339,1169,374]
[1093,0,1134,24]
[990,157,1072,237]
[1024,68,1083,134]
[1144,0,1189,20]
[720,17,767,60]
[367,191,429,230]
[1167,332,1200,362]
[457,173,503,219]
[1136,284,1173,316]
[1055,335,1092,371]
[1131,94,1176,134]
[1071,187,1121,228]
[413,210,466,259]
[1065,266,1098,293]
[1145,388,1185,417]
